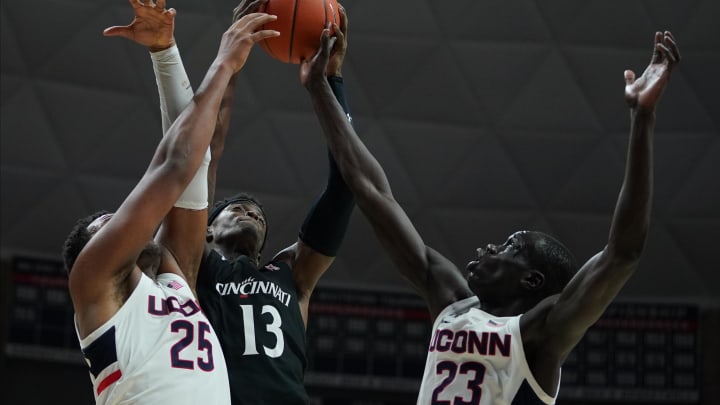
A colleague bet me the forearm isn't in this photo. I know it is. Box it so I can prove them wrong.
[607,110,655,259]
[207,74,238,206]
[151,45,194,134]
[299,77,355,256]
[306,75,434,288]
[152,45,210,210]
[327,76,351,122]
[308,80,391,196]
[163,61,235,170]
[148,64,234,269]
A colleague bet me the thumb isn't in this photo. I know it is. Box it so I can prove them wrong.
[103,25,132,38]
[624,69,635,86]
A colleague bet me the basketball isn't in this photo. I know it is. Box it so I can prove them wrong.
[259,0,339,64]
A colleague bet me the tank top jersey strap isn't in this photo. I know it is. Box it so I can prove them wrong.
[75,272,230,405]
[198,251,308,404]
[416,296,558,405]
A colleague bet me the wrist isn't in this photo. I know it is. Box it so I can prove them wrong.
[150,43,180,62]
[149,39,177,54]
[306,77,331,94]
[630,107,656,120]
[211,58,237,78]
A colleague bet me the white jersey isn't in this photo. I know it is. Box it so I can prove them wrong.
[417,296,558,405]
[75,273,230,405]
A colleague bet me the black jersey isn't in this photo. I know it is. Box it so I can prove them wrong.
[197,251,308,405]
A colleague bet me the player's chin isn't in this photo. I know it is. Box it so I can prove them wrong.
[466,269,481,284]
[466,266,492,287]
[466,260,484,277]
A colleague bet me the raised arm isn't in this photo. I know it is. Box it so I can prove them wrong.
[69,13,280,324]
[104,0,214,290]
[301,27,471,319]
[531,31,681,357]
[265,6,356,326]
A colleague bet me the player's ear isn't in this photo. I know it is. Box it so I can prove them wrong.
[521,270,544,291]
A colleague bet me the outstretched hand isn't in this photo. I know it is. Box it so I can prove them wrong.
[103,0,176,52]
[217,12,279,74]
[624,31,681,113]
[300,28,338,89]
[326,4,348,77]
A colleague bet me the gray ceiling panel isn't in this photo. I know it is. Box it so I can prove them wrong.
[450,42,552,124]
[666,139,720,216]
[0,168,67,235]
[501,131,599,209]
[635,131,715,213]
[436,0,551,42]
[1,82,66,169]
[676,0,720,49]
[0,5,24,75]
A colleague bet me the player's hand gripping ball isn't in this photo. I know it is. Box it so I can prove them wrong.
[259,0,339,64]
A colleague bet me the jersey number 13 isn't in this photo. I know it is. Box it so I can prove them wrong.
[240,304,284,358]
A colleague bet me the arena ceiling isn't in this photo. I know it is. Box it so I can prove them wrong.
[2,0,718,305]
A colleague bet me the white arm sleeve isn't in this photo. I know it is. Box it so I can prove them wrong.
[151,45,210,210]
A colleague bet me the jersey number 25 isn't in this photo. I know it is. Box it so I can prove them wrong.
[170,319,216,371]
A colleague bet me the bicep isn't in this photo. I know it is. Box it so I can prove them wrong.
[156,207,208,288]
[287,240,335,302]
[422,248,473,320]
[543,249,638,354]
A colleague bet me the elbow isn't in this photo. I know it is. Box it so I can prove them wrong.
[159,142,195,184]
[609,218,650,263]
[165,147,191,171]
[605,241,646,271]
[354,180,392,209]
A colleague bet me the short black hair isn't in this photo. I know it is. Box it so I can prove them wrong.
[525,231,578,294]
[208,192,268,252]
[61,210,111,275]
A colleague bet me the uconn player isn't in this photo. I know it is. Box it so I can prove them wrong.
[303,28,680,404]
[106,1,356,403]
[61,5,280,403]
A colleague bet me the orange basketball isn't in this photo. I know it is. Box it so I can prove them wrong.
[259,0,339,64]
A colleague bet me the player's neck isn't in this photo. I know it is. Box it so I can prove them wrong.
[218,248,259,267]
[478,299,530,317]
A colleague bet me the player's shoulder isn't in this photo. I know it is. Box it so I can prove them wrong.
[270,242,298,267]
[519,294,560,344]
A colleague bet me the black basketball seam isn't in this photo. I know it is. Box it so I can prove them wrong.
[289,0,300,62]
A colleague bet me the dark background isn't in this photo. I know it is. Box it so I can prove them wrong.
[2,0,719,403]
